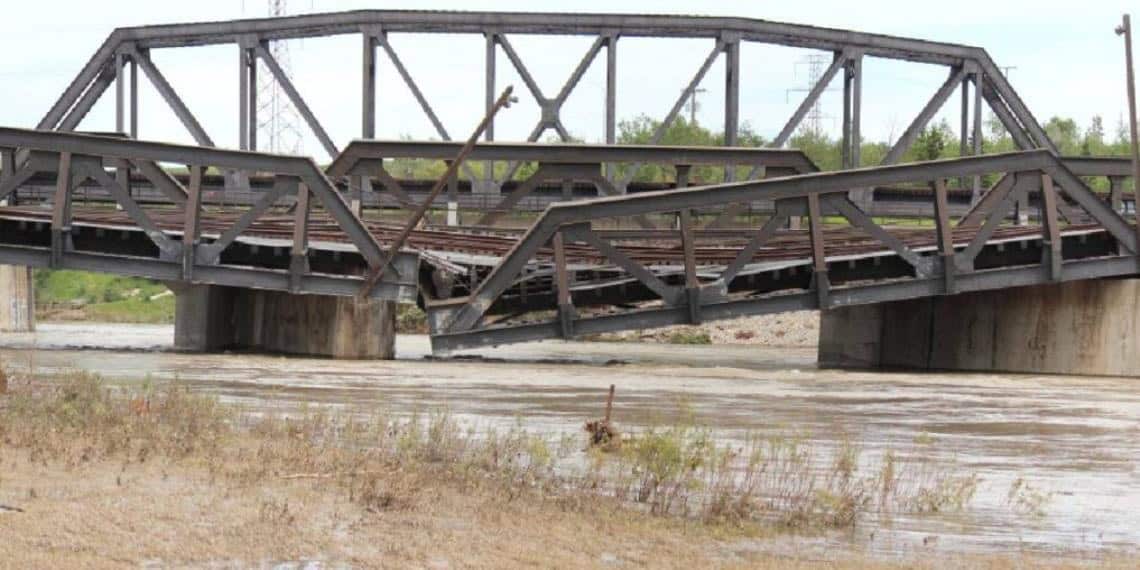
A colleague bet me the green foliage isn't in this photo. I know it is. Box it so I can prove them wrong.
[616,115,766,183]
[667,329,712,345]
[909,119,955,162]
[34,269,174,324]
[35,270,168,305]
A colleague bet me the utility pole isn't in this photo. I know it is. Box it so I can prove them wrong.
[684,87,707,125]
[1116,14,1140,237]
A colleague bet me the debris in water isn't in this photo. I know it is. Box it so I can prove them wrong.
[585,384,621,448]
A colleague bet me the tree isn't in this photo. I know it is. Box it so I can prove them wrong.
[616,115,766,182]
[910,119,953,162]
[1081,115,1106,156]
[1044,116,1080,155]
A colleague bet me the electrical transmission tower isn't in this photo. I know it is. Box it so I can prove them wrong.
[786,54,836,136]
[255,0,304,154]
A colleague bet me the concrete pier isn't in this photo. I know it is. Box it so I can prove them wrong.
[820,278,1140,376]
[0,265,35,332]
[172,284,396,359]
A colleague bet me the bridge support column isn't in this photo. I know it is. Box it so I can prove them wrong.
[172,284,396,359]
[0,265,35,332]
[819,279,1140,376]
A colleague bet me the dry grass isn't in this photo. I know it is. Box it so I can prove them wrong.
[0,367,1127,568]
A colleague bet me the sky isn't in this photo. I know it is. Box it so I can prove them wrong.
[0,0,1135,159]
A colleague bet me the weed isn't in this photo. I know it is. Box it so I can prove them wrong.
[2,370,984,533]
[1007,477,1053,518]
[667,329,713,345]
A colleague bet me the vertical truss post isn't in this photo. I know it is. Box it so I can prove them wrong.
[247,44,258,152]
[959,74,970,189]
[933,178,956,293]
[362,30,377,139]
[679,209,701,324]
[446,160,460,225]
[50,152,73,268]
[1117,14,1140,255]
[0,148,13,205]
[115,52,127,135]
[960,75,970,157]
[807,194,829,309]
[553,231,575,339]
[115,52,131,204]
[675,164,691,189]
[840,53,864,169]
[182,166,203,281]
[605,33,617,180]
[236,39,257,190]
[1040,173,1063,281]
[238,39,258,151]
[1110,176,1124,212]
[239,44,250,151]
[483,32,497,195]
[130,57,139,138]
[971,71,984,201]
[290,182,311,292]
[850,53,863,169]
[358,28,379,216]
[842,62,852,169]
[848,53,868,208]
[723,36,740,182]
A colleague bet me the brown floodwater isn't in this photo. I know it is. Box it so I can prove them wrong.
[1,322,1137,560]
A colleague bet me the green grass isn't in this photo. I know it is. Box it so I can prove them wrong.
[35,269,175,324]
[666,330,712,345]
[35,270,169,305]
[82,296,175,324]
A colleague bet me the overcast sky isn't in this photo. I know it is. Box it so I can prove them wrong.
[0,0,1135,158]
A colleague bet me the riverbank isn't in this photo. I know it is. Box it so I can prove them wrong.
[0,370,1128,569]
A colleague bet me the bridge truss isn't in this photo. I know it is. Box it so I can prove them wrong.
[2,10,1138,354]
[41,10,1055,181]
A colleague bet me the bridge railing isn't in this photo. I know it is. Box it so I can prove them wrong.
[0,127,417,301]
[426,150,1140,352]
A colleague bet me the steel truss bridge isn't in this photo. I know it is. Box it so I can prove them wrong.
[1,10,1137,354]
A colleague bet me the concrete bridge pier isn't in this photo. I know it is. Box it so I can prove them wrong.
[819,278,1140,377]
[171,283,396,359]
[0,265,35,332]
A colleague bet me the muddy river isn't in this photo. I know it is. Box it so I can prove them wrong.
[2,322,1137,560]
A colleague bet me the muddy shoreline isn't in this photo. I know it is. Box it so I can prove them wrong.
[2,322,1138,562]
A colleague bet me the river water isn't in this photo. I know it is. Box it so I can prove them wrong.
[1,322,1137,561]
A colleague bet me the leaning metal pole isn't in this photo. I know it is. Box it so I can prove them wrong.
[357,85,517,297]
[1117,14,1140,249]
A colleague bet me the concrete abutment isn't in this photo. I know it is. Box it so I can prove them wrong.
[171,284,396,359]
[0,265,35,332]
[819,278,1140,376]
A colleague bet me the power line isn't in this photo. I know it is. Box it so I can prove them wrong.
[251,0,305,155]
[786,54,837,136]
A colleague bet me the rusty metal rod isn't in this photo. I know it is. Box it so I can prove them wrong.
[356,85,517,298]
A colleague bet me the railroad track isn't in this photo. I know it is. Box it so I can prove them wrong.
[0,204,1097,269]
